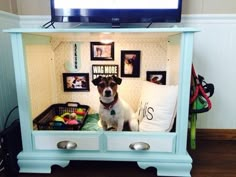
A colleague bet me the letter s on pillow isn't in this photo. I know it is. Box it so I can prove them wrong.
[136,81,178,132]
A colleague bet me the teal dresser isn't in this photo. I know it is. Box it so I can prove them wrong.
[6,27,197,176]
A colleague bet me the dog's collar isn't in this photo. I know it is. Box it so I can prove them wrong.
[100,94,118,110]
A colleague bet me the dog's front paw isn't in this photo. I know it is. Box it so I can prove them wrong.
[107,127,117,131]
[129,119,139,131]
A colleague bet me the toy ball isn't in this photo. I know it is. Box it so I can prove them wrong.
[52,122,64,127]
[67,119,78,125]
[75,108,86,115]
[54,116,65,123]
[69,113,77,119]
[76,115,84,121]
[60,112,70,118]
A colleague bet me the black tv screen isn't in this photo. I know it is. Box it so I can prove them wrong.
[50,0,182,26]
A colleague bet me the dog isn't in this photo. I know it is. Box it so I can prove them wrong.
[92,75,138,131]
[72,76,86,88]
[124,58,134,74]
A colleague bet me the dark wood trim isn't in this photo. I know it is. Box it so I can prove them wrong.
[196,129,236,140]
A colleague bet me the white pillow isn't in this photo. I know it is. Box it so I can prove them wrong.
[137,81,178,132]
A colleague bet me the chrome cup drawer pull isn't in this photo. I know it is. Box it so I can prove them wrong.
[57,141,77,150]
[129,142,150,151]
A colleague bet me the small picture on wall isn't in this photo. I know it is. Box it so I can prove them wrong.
[90,42,114,60]
[63,73,90,92]
[146,71,167,85]
[121,50,141,77]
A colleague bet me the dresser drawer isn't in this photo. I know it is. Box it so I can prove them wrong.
[32,131,102,151]
[105,132,176,153]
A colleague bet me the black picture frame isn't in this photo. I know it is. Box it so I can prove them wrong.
[63,73,90,92]
[90,42,114,60]
[146,71,167,85]
[120,50,141,77]
[92,64,119,80]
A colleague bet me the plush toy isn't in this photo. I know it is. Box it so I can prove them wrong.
[69,113,77,119]
[66,113,79,125]
[74,108,86,122]
[54,116,65,123]
[53,110,86,126]
[66,119,78,125]
[75,108,86,115]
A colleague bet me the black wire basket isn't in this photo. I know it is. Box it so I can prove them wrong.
[33,102,89,130]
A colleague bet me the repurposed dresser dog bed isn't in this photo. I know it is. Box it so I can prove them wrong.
[5,27,197,176]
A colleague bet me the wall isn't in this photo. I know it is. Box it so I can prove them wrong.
[0,11,19,131]
[182,0,236,14]
[25,38,54,118]
[182,15,236,129]
[16,0,49,15]
[0,0,17,14]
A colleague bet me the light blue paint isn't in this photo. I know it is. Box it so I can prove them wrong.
[176,32,194,154]
[0,13,19,131]
[4,27,199,33]
[10,33,33,151]
[7,28,197,176]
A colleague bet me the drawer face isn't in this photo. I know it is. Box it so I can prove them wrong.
[32,131,101,151]
[105,132,176,153]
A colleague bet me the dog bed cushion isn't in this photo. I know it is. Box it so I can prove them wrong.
[81,114,102,131]
[137,81,178,132]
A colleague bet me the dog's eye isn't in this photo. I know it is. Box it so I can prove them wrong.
[98,83,105,88]
[110,82,116,88]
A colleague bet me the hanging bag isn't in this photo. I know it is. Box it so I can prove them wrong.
[190,64,214,114]
[189,64,215,149]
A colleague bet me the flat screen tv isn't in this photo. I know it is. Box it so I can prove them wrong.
[50,0,182,27]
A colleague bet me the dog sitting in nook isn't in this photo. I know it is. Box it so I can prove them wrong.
[92,75,138,131]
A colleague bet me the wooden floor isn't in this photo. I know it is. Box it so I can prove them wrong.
[189,140,236,177]
[3,140,236,177]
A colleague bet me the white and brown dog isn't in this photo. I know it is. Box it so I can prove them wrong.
[92,75,138,131]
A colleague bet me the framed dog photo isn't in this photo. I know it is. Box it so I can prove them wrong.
[146,71,167,85]
[63,73,90,92]
[121,50,141,77]
[90,42,114,60]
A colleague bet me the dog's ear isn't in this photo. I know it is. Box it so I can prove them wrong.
[92,76,102,86]
[112,75,122,85]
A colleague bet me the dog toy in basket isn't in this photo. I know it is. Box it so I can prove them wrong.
[92,75,138,131]
[34,102,89,130]
[57,108,87,125]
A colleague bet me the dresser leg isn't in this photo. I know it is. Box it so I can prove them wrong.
[137,161,192,177]
[18,159,69,173]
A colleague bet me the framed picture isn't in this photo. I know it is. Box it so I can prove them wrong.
[121,50,141,77]
[90,42,114,60]
[63,73,90,92]
[92,64,119,80]
[146,71,167,85]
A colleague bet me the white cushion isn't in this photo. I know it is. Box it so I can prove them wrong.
[137,81,178,132]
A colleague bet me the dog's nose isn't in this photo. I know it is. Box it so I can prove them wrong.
[105,90,111,97]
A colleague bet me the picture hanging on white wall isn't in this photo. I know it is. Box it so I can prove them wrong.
[63,73,90,92]
[146,71,166,85]
[120,50,141,77]
[90,42,114,60]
